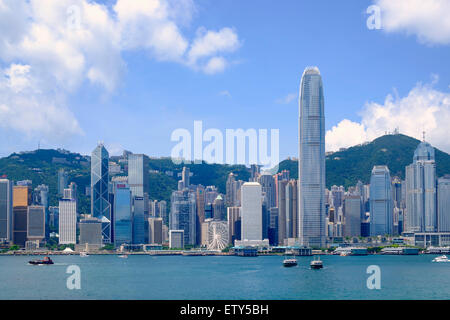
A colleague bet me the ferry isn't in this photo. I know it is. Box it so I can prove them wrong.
[310,256,323,269]
[283,258,298,267]
[80,252,89,257]
[29,256,54,265]
[432,255,450,263]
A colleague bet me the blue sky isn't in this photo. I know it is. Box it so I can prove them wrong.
[0,0,449,161]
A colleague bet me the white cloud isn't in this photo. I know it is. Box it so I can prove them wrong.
[0,0,242,142]
[203,56,227,74]
[326,80,450,153]
[276,93,297,104]
[188,27,241,64]
[219,90,231,98]
[0,64,83,141]
[374,0,450,45]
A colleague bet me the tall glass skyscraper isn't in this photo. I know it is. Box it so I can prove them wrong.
[0,179,13,242]
[298,66,326,248]
[91,143,111,243]
[127,154,149,198]
[113,182,132,246]
[405,141,437,233]
[369,166,393,236]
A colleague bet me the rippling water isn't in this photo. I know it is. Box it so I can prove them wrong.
[1,254,449,300]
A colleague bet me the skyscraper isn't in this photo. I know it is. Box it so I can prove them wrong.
[127,154,149,197]
[370,166,393,236]
[241,182,262,241]
[277,179,288,244]
[438,175,450,232]
[257,173,276,209]
[170,189,196,246]
[132,196,145,244]
[285,180,298,239]
[298,66,326,248]
[91,143,111,243]
[0,179,13,242]
[27,206,45,243]
[59,198,77,245]
[405,141,437,233]
[57,168,68,196]
[13,185,31,246]
[343,196,361,237]
[113,182,133,246]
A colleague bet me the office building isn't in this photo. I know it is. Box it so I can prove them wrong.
[370,166,393,236]
[438,175,450,232]
[0,179,13,242]
[13,185,31,246]
[113,182,133,246]
[79,217,102,245]
[298,66,326,248]
[57,168,68,196]
[241,182,262,241]
[27,205,45,243]
[169,230,184,249]
[227,207,241,245]
[277,179,288,244]
[257,173,276,209]
[133,196,145,244]
[148,217,163,244]
[59,198,77,244]
[91,143,111,243]
[405,140,437,233]
[128,154,149,197]
[343,196,361,237]
[285,180,298,239]
[170,189,196,246]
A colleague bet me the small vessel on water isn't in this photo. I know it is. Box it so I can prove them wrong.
[340,251,350,257]
[283,258,298,267]
[29,256,54,265]
[118,254,128,259]
[432,255,450,263]
[310,256,323,269]
[80,252,89,257]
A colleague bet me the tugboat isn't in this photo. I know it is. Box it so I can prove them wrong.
[310,256,323,269]
[29,256,54,265]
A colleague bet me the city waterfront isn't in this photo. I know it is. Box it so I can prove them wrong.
[1,255,450,300]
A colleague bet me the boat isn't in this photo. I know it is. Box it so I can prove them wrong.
[310,256,323,269]
[80,252,89,257]
[283,258,298,267]
[29,256,54,265]
[432,255,450,263]
[340,251,350,257]
[118,254,128,259]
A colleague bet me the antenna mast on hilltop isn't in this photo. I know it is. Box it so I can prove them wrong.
[422,131,426,142]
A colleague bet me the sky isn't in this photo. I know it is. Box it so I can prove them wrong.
[0,0,450,163]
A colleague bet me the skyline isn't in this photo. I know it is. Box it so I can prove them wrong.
[0,0,449,160]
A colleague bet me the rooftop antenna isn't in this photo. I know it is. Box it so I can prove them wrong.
[422,131,426,142]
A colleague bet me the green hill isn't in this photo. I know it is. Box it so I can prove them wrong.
[278,134,450,188]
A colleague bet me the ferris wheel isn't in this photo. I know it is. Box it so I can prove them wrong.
[207,221,229,251]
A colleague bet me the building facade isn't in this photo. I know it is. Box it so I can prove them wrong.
[298,66,326,248]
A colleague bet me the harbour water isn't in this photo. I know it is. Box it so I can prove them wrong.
[1,254,450,300]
